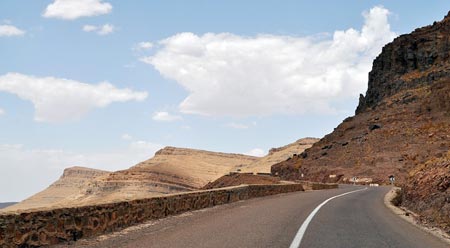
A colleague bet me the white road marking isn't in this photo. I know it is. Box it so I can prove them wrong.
[289,187,368,248]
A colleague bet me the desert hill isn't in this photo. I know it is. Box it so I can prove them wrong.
[3,166,110,212]
[241,137,318,173]
[76,146,260,205]
[272,12,450,233]
[4,139,318,213]
[2,147,259,212]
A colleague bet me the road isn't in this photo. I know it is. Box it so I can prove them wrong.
[61,185,448,248]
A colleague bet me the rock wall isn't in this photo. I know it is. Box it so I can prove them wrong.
[0,183,336,247]
[356,11,450,114]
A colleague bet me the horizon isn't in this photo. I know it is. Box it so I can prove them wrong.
[1,0,450,202]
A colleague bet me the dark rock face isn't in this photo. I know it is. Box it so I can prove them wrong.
[356,11,450,114]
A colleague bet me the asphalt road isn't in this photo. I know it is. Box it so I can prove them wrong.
[62,185,448,248]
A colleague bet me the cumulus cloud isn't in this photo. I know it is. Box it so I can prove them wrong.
[0,141,162,202]
[0,73,148,122]
[0,108,4,115]
[0,24,25,37]
[152,111,182,122]
[43,0,112,20]
[82,24,114,35]
[244,148,266,157]
[142,6,396,117]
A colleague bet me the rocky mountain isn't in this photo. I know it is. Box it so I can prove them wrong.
[272,12,450,233]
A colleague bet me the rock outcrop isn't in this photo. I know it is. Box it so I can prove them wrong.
[356,12,450,114]
[272,12,450,232]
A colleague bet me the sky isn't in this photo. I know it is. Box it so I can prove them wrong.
[1,0,450,202]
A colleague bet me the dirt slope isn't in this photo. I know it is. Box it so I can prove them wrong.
[241,138,318,173]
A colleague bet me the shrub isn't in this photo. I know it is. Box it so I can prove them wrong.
[391,189,403,207]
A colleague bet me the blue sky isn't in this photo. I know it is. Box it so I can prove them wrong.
[1,0,449,202]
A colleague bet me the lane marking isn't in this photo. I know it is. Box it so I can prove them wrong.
[289,187,368,248]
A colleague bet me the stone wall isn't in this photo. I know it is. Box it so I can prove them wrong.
[0,183,335,247]
[300,181,340,191]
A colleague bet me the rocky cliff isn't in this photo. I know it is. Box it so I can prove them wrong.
[272,12,450,232]
[356,12,450,114]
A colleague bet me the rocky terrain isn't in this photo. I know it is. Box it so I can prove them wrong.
[403,151,450,233]
[272,12,450,233]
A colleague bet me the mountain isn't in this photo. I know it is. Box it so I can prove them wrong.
[272,12,450,233]
[3,166,110,212]
[3,139,318,213]
[241,138,318,173]
[76,146,259,205]
[2,147,259,212]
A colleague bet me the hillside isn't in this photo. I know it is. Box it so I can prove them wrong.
[240,137,318,173]
[2,147,259,212]
[272,12,450,233]
[3,137,321,213]
[3,166,110,212]
[76,146,259,205]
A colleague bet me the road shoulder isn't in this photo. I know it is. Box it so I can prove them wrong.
[384,187,450,246]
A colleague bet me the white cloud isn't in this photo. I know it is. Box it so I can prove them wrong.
[244,148,266,157]
[82,24,114,35]
[0,108,4,115]
[43,0,112,20]
[152,111,182,122]
[0,24,25,37]
[142,6,396,117]
[136,42,153,50]
[121,133,133,140]
[82,25,97,32]
[0,73,148,122]
[226,122,248,129]
[0,141,162,202]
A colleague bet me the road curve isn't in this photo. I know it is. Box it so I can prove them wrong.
[58,185,448,248]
